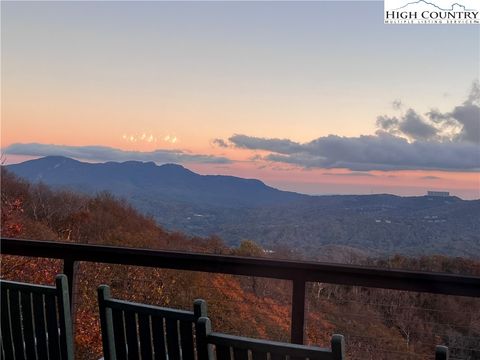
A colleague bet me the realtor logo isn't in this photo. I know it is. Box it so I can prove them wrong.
[384,0,479,24]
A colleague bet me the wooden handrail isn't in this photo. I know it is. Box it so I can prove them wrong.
[2,237,480,344]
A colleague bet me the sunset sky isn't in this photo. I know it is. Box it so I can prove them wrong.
[2,1,479,198]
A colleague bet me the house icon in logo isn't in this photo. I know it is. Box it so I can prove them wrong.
[393,0,474,11]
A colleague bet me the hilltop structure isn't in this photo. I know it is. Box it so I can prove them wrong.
[427,191,450,197]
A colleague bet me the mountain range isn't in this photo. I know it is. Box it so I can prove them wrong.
[6,156,480,259]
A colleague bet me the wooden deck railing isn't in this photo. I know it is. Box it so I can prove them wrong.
[2,237,480,344]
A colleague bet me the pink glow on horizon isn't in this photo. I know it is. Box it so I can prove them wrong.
[188,162,480,200]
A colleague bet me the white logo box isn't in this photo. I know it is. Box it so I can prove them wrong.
[384,0,480,24]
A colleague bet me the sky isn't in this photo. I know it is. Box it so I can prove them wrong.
[1,1,479,199]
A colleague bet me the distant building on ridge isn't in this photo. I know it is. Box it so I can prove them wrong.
[427,191,450,197]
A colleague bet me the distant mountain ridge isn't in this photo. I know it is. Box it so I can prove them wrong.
[6,156,480,258]
[6,156,307,207]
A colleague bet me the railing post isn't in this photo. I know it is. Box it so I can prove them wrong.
[291,278,306,344]
[63,257,76,354]
[63,258,75,309]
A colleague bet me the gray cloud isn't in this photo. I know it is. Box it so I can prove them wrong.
[229,130,479,172]
[392,99,403,110]
[426,108,456,124]
[377,109,439,141]
[322,172,376,177]
[426,81,480,143]
[466,80,480,105]
[377,82,480,144]
[376,115,400,133]
[421,176,441,180]
[451,103,480,143]
[212,138,229,148]
[229,134,304,154]
[4,143,232,164]
[398,109,438,140]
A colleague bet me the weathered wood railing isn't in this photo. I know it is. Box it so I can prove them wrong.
[2,237,480,344]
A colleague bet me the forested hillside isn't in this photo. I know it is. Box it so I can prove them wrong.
[1,169,479,359]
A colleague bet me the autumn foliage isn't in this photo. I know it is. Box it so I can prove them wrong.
[1,168,479,359]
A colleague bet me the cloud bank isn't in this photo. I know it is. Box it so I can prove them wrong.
[3,143,231,164]
[223,82,480,172]
[229,133,478,171]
